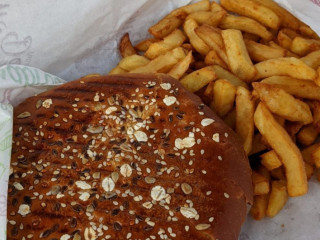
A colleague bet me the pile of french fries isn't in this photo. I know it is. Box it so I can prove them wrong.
[109,0,320,220]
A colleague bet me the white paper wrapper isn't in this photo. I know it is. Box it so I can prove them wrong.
[0,65,65,239]
[0,0,190,81]
[0,0,319,239]
[0,103,12,240]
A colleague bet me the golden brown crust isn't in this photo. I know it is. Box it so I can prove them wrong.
[8,73,252,240]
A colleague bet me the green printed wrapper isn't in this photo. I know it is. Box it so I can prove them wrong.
[0,65,65,238]
[0,104,12,239]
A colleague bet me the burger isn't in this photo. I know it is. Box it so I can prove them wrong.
[7,73,253,240]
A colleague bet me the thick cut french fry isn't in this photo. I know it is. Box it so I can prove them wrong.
[167,46,186,58]
[266,180,288,217]
[252,171,270,195]
[236,87,255,154]
[109,66,127,75]
[203,81,215,100]
[195,25,224,47]
[119,33,137,58]
[268,41,283,49]
[181,43,194,51]
[204,50,228,69]
[315,67,320,87]
[285,51,299,58]
[257,165,271,181]
[250,133,267,156]
[180,66,217,92]
[220,0,280,30]
[291,37,320,56]
[168,51,193,80]
[254,57,317,81]
[278,28,301,50]
[149,9,187,38]
[268,41,298,58]
[173,0,210,14]
[271,167,286,180]
[250,194,269,220]
[261,76,320,101]
[312,147,320,168]
[184,18,210,56]
[135,38,159,52]
[223,108,236,130]
[222,29,257,82]
[243,32,260,42]
[144,29,186,59]
[219,14,273,40]
[186,11,226,27]
[305,162,315,180]
[277,30,292,50]
[211,1,226,13]
[245,40,286,62]
[297,124,318,146]
[130,47,185,74]
[299,24,320,40]
[301,143,320,165]
[210,79,236,117]
[254,103,308,197]
[261,150,282,171]
[251,0,300,30]
[301,50,320,69]
[195,25,228,64]
[308,101,320,131]
[282,28,301,39]
[285,121,304,140]
[253,83,313,124]
[118,55,150,71]
[251,89,259,101]
[212,65,248,88]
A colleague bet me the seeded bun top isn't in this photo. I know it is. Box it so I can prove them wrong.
[8,73,252,240]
